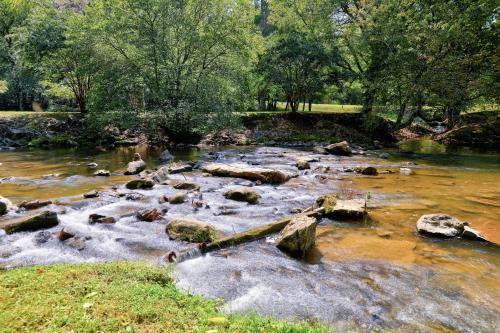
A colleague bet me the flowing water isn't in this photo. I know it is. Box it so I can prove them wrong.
[0,142,498,332]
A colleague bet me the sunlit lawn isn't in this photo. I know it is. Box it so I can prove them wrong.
[0,111,78,118]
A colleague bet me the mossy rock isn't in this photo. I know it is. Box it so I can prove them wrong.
[172,181,200,191]
[2,211,59,234]
[166,218,216,243]
[168,192,186,204]
[316,194,337,215]
[126,179,154,190]
[223,188,260,204]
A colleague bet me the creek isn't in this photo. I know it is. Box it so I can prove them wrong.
[0,142,498,332]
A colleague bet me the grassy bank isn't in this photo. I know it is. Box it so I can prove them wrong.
[0,262,328,333]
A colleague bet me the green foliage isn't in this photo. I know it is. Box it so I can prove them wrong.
[0,262,329,333]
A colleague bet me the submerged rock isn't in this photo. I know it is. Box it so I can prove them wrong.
[65,237,86,251]
[19,200,53,210]
[361,167,378,176]
[223,187,260,204]
[88,214,116,225]
[1,211,59,234]
[202,163,291,184]
[276,215,317,257]
[416,214,466,238]
[94,169,110,177]
[166,218,216,243]
[325,141,352,156]
[400,168,413,175]
[136,208,161,222]
[126,178,154,190]
[34,230,52,244]
[159,149,175,163]
[83,190,99,199]
[124,153,146,175]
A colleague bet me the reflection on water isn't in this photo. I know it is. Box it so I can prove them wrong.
[0,142,499,332]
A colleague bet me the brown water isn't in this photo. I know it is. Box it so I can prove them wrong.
[0,142,499,332]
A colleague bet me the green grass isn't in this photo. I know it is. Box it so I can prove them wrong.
[0,262,329,333]
[243,103,362,115]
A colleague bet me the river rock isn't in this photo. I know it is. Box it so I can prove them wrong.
[0,196,13,215]
[330,199,367,220]
[124,153,146,175]
[1,211,59,234]
[88,214,116,225]
[159,149,175,163]
[136,208,161,222]
[313,146,328,155]
[168,192,186,204]
[83,190,99,199]
[168,164,193,174]
[34,230,52,244]
[19,200,53,210]
[125,192,145,201]
[416,214,466,238]
[461,225,489,242]
[55,228,75,241]
[223,187,260,204]
[147,166,170,184]
[379,153,390,159]
[202,163,291,184]
[172,181,200,191]
[316,194,337,215]
[94,169,110,177]
[296,160,311,170]
[325,141,352,156]
[361,167,378,176]
[65,237,86,251]
[276,215,317,257]
[400,168,413,175]
[166,218,216,243]
[126,178,154,190]
[87,162,98,168]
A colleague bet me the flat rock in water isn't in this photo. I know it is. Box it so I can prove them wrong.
[223,187,260,204]
[1,211,59,234]
[19,200,53,210]
[172,181,200,191]
[168,164,193,174]
[126,178,154,190]
[166,218,216,243]
[202,163,291,184]
[329,199,367,220]
[276,215,317,257]
[83,190,99,199]
[416,214,466,238]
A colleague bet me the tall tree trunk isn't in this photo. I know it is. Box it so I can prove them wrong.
[285,100,289,111]
[308,100,312,112]
[362,88,374,114]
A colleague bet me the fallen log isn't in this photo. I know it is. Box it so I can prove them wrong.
[167,208,324,263]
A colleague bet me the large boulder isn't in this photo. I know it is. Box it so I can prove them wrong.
[19,200,52,210]
[124,153,147,175]
[166,218,216,243]
[276,215,317,257]
[0,196,13,215]
[324,141,352,156]
[202,163,291,184]
[1,211,59,234]
[126,178,154,190]
[416,214,466,238]
[224,187,260,204]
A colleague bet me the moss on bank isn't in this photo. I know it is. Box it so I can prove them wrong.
[0,262,328,333]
